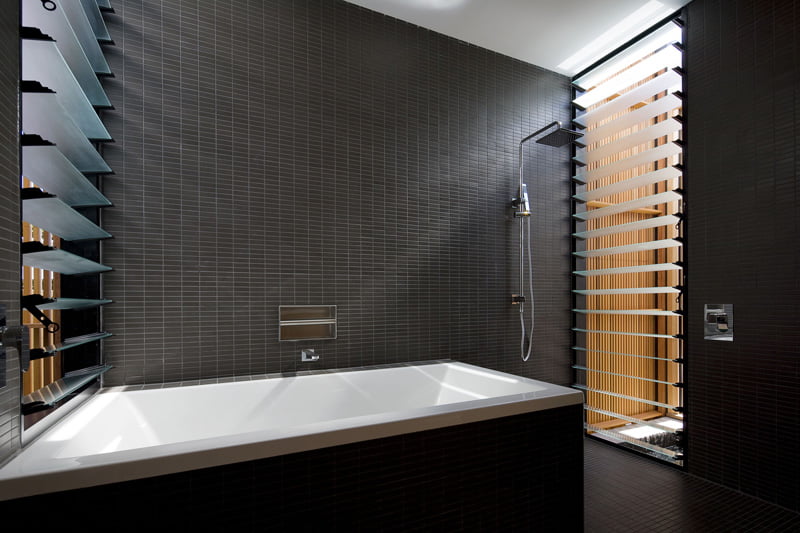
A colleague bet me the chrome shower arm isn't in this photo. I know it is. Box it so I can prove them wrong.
[519,121,563,150]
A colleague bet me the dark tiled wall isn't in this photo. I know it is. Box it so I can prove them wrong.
[0,5,19,465]
[100,1,573,386]
[685,0,800,511]
[6,405,584,530]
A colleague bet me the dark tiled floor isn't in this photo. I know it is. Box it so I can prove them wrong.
[584,438,800,532]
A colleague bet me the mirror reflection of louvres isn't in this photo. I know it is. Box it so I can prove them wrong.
[18,0,116,418]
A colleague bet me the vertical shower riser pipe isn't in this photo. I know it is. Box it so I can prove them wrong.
[515,121,562,362]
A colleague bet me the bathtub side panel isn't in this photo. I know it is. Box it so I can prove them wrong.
[3,405,584,530]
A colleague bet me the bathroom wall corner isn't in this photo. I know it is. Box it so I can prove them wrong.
[0,3,21,466]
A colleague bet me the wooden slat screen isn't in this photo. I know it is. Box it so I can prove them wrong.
[21,177,62,396]
[571,20,684,464]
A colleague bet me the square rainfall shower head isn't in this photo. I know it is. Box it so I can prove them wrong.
[535,127,584,148]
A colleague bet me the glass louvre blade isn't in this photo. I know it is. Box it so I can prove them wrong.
[573,45,683,110]
[572,327,679,340]
[22,39,111,140]
[60,0,112,74]
[23,194,112,241]
[583,405,680,434]
[574,22,682,90]
[574,69,681,128]
[22,365,111,410]
[574,118,682,166]
[573,262,682,277]
[574,167,681,203]
[573,238,682,257]
[572,309,681,316]
[23,246,111,275]
[573,143,682,184]
[573,365,677,386]
[572,384,679,411]
[573,191,681,221]
[22,1,111,107]
[585,424,682,461]
[22,144,111,207]
[573,286,680,295]
[572,346,679,362]
[581,93,682,145]
[80,0,113,42]
[35,298,112,310]
[37,332,113,355]
[22,92,112,173]
[573,215,681,240]
[95,0,113,9]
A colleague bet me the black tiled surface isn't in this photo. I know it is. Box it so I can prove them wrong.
[4,406,584,531]
[0,5,19,466]
[684,0,800,512]
[100,0,573,387]
[585,438,800,532]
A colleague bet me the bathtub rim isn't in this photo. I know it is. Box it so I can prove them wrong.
[0,360,583,501]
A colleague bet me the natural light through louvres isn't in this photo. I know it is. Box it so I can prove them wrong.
[573,22,682,90]
[572,44,682,110]
[557,1,674,74]
[618,425,666,440]
[451,364,521,384]
[46,393,115,441]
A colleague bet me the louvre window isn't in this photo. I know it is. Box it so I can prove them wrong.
[571,19,685,465]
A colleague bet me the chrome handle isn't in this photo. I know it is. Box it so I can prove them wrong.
[301,349,319,362]
[0,303,4,386]
[1,324,30,373]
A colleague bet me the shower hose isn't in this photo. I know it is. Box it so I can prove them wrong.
[519,215,534,362]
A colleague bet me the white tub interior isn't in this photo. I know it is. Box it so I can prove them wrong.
[47,362,546,458]
[0,361,583,501]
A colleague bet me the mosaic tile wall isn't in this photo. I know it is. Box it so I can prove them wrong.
[100,0,574,386]
[0,3,19,467]
[685,0,800,512]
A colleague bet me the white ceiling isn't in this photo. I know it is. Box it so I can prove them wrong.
[344,0,690,76]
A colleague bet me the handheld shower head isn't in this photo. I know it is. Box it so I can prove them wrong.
[519,183,530,216]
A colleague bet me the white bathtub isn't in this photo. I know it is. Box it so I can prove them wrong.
[0,360,582,501]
